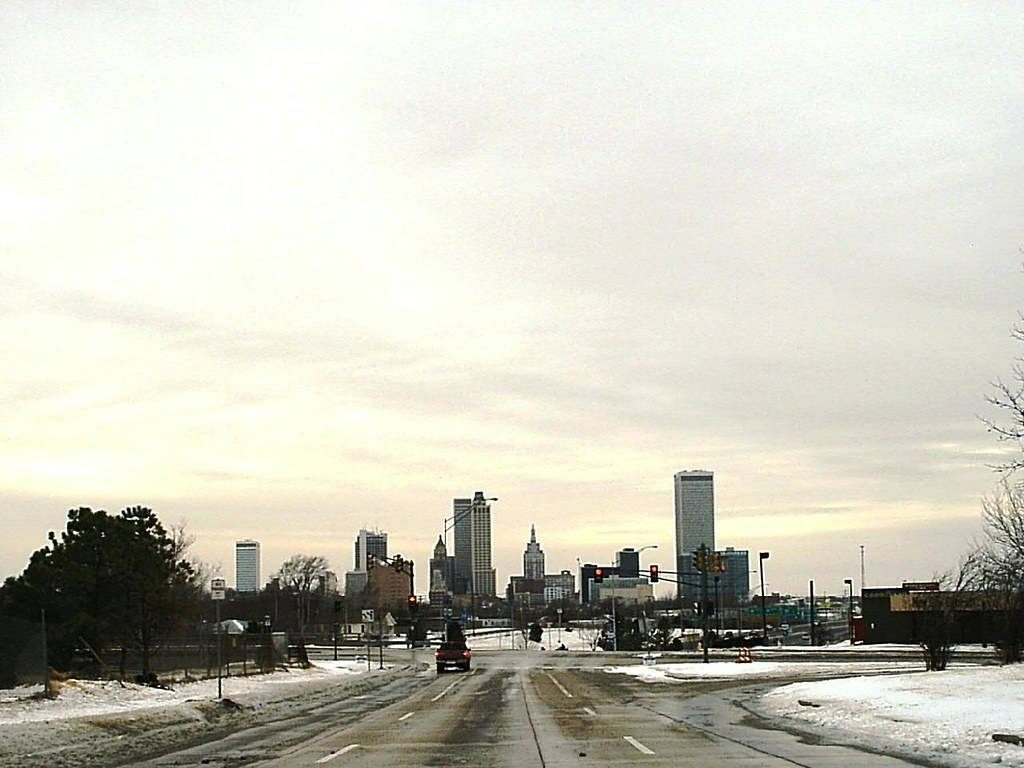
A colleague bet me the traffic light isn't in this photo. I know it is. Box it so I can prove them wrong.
[407,595,418,614]
[593,567,605,583]
[711,552,726,572]
[649,564,659,583]
[692,549,707,572]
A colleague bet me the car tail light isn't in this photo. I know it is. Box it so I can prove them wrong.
[462,651,470,658]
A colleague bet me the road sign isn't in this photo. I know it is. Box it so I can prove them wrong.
[361,609,375,623]
[211,578,226,601]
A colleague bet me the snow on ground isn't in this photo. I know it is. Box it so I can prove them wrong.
[756,664,1024,768]
[0,660,376,725]
[607,652,1024,768]
[464,627,600,651]
[604,657,922,682]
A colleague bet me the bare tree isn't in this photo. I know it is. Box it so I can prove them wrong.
[971,483,1024,662]
[913,562,976,671]
[275,554,330,632]
[984,307,1024,472]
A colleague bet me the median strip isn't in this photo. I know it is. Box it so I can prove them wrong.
[545,672,573,698]
[624,736,655,755]
[315,743,360,763]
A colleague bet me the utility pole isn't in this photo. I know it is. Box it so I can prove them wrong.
[809,579,816,647]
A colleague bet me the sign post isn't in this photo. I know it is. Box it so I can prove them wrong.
[362,610,374,671]
[211,578,226,699]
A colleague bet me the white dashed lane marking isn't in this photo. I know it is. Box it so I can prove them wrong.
[624,736,655,755]
[315,743,360,763]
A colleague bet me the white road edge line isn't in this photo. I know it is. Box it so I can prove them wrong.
[399,712,415,721]
[315,743,360,763]
[582,706,597,716]
[430,679,462,702]
[545,672,574,698]
[624,736,655,755]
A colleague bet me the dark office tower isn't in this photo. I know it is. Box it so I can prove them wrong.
[354,528,388,570]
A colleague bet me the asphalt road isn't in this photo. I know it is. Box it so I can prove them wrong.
[129,650,934,768]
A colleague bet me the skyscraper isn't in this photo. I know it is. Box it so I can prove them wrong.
[674,470,715,601]
[235,539,261,592]
[453,491,496,598]
[354,528,388,570]
[523,525,545,581]
[452,497,472,594]
[429,535,456,605]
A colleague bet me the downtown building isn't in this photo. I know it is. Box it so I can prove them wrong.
[673,470,750,610]
[453,492,496,598]
[508,527,576,606]
[428,535,456,605]
[674,470,715,604]
[345,528,388,596]
[235,539,261,592]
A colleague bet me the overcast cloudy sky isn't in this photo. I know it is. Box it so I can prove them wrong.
[3,2,1023,597]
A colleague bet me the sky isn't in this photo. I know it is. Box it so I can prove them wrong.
[2,2,1024,597]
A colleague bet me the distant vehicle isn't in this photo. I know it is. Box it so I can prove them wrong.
[435,640,471,673]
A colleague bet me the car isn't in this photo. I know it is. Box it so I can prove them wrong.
[435,640,471,673]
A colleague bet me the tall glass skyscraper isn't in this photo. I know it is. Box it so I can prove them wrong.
[674,470,715,601]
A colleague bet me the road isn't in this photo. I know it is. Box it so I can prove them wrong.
[128,650,930,768]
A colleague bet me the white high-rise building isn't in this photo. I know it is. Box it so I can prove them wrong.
[674,470,715,601]
[235,539,261,592]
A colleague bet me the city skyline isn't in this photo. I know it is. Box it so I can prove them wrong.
[2,4,1023,597]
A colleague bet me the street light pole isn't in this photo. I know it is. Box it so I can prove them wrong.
[758,552,770,641]
[844,578,854,644]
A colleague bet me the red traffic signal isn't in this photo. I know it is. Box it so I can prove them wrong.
[649,564,659,583]
[594,567,604,583]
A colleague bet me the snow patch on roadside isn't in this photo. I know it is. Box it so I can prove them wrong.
[0,660,377,725]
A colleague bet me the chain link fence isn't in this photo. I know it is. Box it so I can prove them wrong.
[0,627,287,689]
[0,616,46,688]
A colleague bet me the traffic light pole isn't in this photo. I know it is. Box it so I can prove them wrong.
[700,561,710,664]
[648,562,712,663]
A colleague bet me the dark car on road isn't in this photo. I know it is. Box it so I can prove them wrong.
[435,640,471,673]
